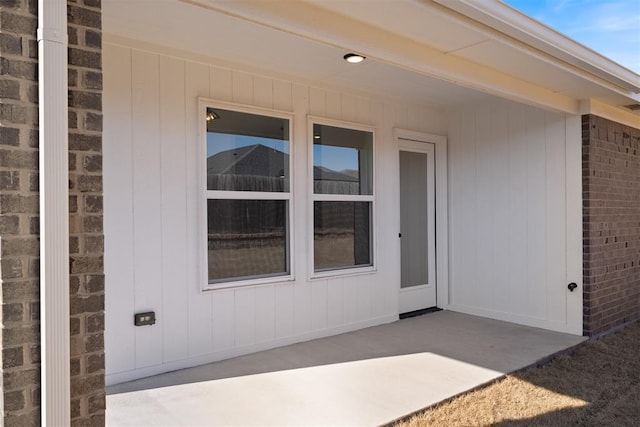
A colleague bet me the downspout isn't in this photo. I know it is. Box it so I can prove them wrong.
[37,0,70,425]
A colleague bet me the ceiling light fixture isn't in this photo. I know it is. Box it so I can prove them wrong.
[343,53,366,64]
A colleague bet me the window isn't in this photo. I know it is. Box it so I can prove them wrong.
[204,105,292,286]
[311,122,374,273]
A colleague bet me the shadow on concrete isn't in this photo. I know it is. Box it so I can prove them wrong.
[105,311,589,426]
[107,311,584,395]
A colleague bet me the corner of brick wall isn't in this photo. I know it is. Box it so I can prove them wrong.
[582,114,640,336]
[0,0,105,425]
[0,0,42,424]
[68,0,105,425]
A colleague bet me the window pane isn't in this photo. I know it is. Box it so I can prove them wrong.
[313,124,373,195]
[207,108,289,192]
[314,201,371,271]
[400,151,428,288]
[208,199,288,282]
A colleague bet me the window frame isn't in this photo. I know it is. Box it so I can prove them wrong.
[200,99,295,290]
[307,116,377,279]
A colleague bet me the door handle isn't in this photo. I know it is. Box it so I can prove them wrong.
[568,282,578,292]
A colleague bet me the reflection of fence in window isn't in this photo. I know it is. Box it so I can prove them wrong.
[313,181,359,195]
[313,164,360,195]
[208,199,287,281]
[204,106,292,286]
[314,201,370,271]
[208,232,286,280]
[209,174,286,192]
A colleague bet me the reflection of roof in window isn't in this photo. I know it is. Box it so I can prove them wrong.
[207,144,286,177]
[208,144,358,183]
[313,166,358,182]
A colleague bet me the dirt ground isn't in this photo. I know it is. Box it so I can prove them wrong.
[394,322,640,427]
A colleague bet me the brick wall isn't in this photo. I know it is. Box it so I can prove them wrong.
[583,114,640,336]
[0,0,105,425]
[68,1,105,425]
[0,0,41,423]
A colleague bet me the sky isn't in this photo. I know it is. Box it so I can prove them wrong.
[505,0,640,74]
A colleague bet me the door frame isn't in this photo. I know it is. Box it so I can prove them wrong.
[395,128,449,311]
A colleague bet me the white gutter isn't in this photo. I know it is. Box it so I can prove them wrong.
[37,0,70,425]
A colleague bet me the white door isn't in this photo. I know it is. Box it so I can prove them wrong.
[399,140,436,313]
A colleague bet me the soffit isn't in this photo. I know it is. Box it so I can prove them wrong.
[305,0,487,54]
[454,40,622,100]
[102,0,491,109]
[305,0,639,109]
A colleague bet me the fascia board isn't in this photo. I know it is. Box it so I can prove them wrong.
[579,99,640,129]
[184,0,578,114]
[434,0,640,94]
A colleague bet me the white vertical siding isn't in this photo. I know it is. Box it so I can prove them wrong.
[103,44,135,375]
[159,55,189,364]
[327,278,344,328]
[104,41,579,385]
[447,100,578,332]
[506,106,528,318]
[489,107,511,312]
[273,80,293,112]
[234,287,256,347]
[104,42,449,384]
[275,284,295,338]
[253,75,274,109]
[325,90,341,120]
[131,51,163,368]
[255,286,276,343]
[525,109,547,318]
[373,102,400,318]
[210,67,232,102]
[311,281,329,331]
[211,289,234,350]
[473,107,494,312]
[546,112,569,324]
[185,61,213,357]
[232,71,254,105]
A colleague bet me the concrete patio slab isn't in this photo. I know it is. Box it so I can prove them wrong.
[106,311,586,426]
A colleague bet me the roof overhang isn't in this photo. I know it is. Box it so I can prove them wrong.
[435,0,639,94]
[104,0,639,125]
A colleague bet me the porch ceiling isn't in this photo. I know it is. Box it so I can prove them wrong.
[102,0,493,111]
[103,0,639,117]
[309,0,639,98]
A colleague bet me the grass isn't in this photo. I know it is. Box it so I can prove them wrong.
[394,322,640,426]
